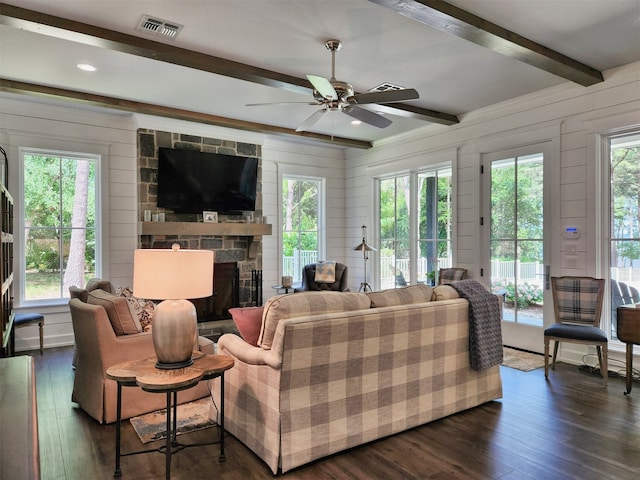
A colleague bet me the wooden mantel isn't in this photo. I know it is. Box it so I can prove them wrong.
[138,221,272,237]
[138,221,272,258]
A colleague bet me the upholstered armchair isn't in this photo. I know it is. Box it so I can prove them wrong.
[296,262,350,292]
[68,280,214,423]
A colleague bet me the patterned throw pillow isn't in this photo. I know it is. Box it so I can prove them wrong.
[116,286,155,332]
[314,260,336,283]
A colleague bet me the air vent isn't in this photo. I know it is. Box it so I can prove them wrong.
[137,15,183,39]
[369,82,406,93]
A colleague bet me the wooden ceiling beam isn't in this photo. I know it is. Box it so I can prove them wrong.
[0,79,373,149]
[369,0,604,86]
[0,3,458,125]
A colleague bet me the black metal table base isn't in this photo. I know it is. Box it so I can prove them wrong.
[114,373,226,479]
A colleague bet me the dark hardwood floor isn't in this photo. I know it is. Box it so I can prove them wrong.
[21,346,640,479]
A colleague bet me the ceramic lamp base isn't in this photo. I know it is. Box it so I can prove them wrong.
[152,298,197,369]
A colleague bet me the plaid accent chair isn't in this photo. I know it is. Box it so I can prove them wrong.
[545,276,607,385]
[438,267,468,285]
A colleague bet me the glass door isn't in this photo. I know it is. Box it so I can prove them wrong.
[483,143,553,351]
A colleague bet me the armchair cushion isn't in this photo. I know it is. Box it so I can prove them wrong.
[366,284,433,308]
[86,278,115,294]
[229,306,263,347]
[87,289,141,335]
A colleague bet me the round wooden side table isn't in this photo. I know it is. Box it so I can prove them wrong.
[106,352,234,479]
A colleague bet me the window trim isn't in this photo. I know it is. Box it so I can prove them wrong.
[374,162,454,289]
[17,144,104,307]
[279,173,325,281]
[596,126,640,346]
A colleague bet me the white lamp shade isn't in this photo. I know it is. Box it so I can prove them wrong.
[133,246,214,300]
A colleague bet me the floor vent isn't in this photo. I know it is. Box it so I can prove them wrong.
[137,15,183,39]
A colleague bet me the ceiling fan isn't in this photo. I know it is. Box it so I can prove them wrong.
[247,39,419,133]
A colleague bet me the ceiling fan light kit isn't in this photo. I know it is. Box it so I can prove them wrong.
[249,39,420,133]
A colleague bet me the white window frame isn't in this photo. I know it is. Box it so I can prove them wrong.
[17,145,104,307]
[375,162,454,289]
[596,126,640,346]
[280,173,325,282]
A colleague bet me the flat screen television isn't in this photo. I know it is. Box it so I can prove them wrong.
[157,147,258,215]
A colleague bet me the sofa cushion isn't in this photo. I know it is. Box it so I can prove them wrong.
[116,286,154,332]
[431,285,460,301]
[229,306,264,347]
[258,291,371,349]
[366,284,433,308]
[87,289,140,335]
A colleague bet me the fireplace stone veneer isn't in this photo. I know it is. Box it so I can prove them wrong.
[137,129,264,310]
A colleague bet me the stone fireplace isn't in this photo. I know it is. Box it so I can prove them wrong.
[137,129,265,314]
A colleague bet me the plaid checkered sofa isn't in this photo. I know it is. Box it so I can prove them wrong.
[212,285,503,473]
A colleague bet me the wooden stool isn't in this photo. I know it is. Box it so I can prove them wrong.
[14,313,45,354]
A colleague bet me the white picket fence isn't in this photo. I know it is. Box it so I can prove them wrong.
[283,253,575,289]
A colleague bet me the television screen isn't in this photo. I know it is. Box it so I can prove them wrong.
[157,147,258,214]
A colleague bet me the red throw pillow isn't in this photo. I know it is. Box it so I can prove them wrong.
[229,307,264,347]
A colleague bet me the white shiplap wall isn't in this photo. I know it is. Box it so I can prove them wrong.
[2,60,638,353]
[344,60,640,361]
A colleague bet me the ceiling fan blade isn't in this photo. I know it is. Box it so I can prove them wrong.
[307,74,337,100]
[351,88,419,105]
[343,105,392,129]
[295,109,328,132]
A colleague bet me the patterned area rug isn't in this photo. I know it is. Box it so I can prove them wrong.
[502,347,546,372]
[130,398,215,444]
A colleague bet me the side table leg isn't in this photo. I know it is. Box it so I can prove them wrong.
[219,372,226,462]
[165,391,172,480]
[114,383,122,477]
[625,344,633,395]
[172,391,178,444]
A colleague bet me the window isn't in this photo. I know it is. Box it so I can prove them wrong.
[21,149,98,303]
[378,166,453,289]
[608,131,640,340]
[281,175,323,283]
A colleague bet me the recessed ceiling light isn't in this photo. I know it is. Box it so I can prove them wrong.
[77,63,97,72]
[351,120,362,126]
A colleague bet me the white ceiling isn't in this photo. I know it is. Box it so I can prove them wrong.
[1,0,639,147]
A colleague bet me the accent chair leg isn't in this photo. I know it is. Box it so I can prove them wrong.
[544,338,550,379]
[38,320,44,355]
[600,344,608,386]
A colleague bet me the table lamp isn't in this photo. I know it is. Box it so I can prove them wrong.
[353,225,376,292]
[133,244,214,369]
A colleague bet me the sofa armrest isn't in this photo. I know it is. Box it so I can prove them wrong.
[218,333,281,369]
[197,335,215,354]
